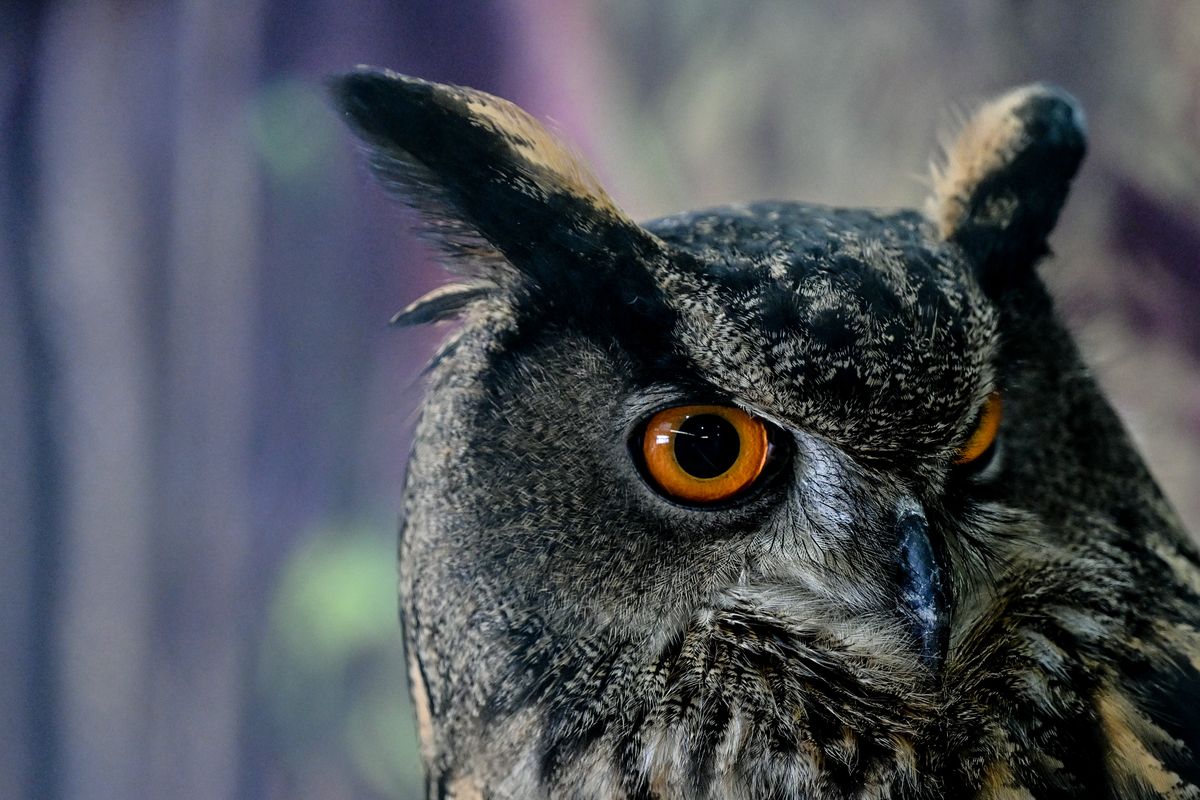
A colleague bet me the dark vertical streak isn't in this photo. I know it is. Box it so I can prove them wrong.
[1110,176,1200,361]
[3,3,58,797]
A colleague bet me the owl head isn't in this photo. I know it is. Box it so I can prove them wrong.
[332,71,1200,798]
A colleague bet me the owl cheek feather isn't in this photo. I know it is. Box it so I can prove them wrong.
[928,83,1087,295]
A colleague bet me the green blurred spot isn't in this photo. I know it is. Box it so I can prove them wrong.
[346,672,425,796]
[258,521,423,797]
[248,77,337,184]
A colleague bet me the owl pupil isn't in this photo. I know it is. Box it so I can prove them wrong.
[674,414,741,479]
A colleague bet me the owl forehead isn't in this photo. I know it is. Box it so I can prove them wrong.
[645,203,997,461]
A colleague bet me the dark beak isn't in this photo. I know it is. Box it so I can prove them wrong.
[896,509,950,667]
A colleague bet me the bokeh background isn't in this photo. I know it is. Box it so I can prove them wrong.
[3,1,1198,798]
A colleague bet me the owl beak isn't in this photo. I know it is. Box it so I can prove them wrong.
[895,509,950,668]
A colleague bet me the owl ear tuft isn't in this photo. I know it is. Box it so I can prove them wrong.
[330,67,652,298]
[928,84,1086,288]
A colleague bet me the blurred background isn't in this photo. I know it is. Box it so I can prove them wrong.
[2,1,1198,798]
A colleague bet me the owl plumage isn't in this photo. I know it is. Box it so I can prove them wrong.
[331,69,1200,799]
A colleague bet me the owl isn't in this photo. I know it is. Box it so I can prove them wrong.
[331,69,1200,799]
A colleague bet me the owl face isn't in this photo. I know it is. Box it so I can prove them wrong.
[429,204,1001,656]
[333,72,1200,798]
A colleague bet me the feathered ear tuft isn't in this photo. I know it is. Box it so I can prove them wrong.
[330,67,657,308]
[928,84,1086,290]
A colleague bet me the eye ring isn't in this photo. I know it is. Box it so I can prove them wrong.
[953,392,1002,466]
[640,404,771,504]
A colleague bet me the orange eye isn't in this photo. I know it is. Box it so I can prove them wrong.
[953,392,1002,465]
[641,404,770,504]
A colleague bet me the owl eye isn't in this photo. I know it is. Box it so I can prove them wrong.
[953,392,1002,466]
[639,404,772,505]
